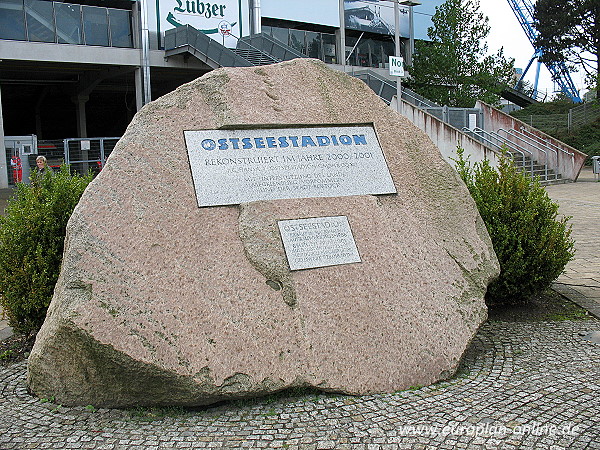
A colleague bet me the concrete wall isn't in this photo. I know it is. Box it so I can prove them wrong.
[393,97,501,169]
[476,101,586,181]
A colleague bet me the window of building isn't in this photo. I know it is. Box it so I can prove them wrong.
[288,28,306,54]
[55,3,82,44]
[1,1,132,48]
[108,7,132,47]
[262,22,338,64]
[321,33,336,64]
[346,34,396,68]
[82,5,109,46]
[267,25,289,48]
[25,0,55,43]
[305,31,321,59]
[0,0,26,41]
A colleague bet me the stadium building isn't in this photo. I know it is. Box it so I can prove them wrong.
[0,0,442,188]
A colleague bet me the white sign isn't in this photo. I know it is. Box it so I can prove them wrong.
[468,113,478,130]
[389,56,405,77]
[278,216,361,270]
[158,0,243,48]
[184,125,397,207]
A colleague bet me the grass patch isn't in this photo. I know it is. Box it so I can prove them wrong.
[487,288,591,322]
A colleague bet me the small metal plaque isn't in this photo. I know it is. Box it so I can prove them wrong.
[184,125,396,207]
[278,216,361,271]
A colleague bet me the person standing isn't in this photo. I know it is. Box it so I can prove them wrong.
[10,154,22,183]
[35,156,52,175]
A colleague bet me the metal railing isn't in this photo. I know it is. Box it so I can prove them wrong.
[425,106,483,131]
[347,68,441,108]
[569,100,600,129]
[164,26,252,68]
[462,127,534,176]
[518,126,574,158]
[497,128,551,181]
[64,137,119,175]
[236,33,307,63]
[351,71,396,105]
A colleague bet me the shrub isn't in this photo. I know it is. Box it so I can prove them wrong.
[455,147,575,305]
[0,166,93,335]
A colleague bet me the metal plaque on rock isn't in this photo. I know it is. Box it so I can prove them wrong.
[278,216,361,270]
[184,125,396,207]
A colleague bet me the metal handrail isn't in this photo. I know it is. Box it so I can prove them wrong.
[519,126,574,157]
[346,32,365,64]
[463,127,534,176]
[497,128,551,180]
[488,129,535,176]
[233,33,286,64]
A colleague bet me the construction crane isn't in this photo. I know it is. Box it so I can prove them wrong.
[506,0,583,103]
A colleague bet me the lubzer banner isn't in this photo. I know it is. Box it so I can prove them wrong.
[158,0,244,48]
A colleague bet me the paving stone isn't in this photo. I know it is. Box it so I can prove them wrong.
[1,319,599,449]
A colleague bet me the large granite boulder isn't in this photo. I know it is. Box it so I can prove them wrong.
[27,59,499,408]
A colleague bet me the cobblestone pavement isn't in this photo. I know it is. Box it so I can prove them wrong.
[1,319,599,449]
[546,168,600,318]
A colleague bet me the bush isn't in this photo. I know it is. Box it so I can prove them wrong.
[0,166,93,335]
[455,148,575,305]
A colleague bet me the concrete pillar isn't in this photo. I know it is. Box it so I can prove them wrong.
[0,86,8,189]
[72,94,89,173]
[72,94,89,138]
[135,68,144,111]
[336,0,346,68]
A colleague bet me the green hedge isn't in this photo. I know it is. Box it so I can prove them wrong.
[0,167,93,335]
[455,148,575,305]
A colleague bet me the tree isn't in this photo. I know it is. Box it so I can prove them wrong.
[408,0,515,107]
[534,0,599,92]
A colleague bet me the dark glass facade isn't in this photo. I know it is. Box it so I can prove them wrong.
[262,24,396,68]
[262,25,338,64]
[0,0,132,48]
[345,35,396,68]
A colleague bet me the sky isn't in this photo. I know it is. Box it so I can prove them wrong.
[477,0,589,100]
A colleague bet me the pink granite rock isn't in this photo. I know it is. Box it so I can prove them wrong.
[27,59,499,408]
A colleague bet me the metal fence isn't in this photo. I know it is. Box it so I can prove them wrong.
[64,137,119,175]
[519,100,600,133]
[424,106,484,131]
[569,100,600,129]
[34,137,119,176]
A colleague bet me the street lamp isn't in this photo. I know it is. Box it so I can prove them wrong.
[394,0,421,104]
[398,0,420,65]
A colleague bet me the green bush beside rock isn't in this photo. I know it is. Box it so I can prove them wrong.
[455,148,575,305]
[0,167,93,335]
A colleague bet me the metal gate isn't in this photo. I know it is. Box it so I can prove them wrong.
[63,138,120,175]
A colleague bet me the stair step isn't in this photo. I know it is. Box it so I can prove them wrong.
[232,48,279,66]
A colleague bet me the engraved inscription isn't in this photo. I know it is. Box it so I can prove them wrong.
[278,216,361,271]
[185,125,396,207]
